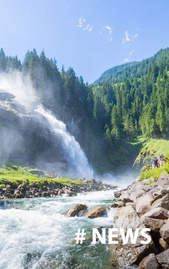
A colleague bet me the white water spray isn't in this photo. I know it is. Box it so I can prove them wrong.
[35,105,94,179]
[0,71,94,178]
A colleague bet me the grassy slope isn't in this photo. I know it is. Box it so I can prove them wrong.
[0,165,82,188]
[132,138,169,183]
[139,161,169,182]
[134,139,169,166]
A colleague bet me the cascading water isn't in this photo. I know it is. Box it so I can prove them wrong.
[35,105,94,179]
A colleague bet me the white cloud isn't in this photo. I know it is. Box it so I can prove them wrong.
[77,17,93,32]
[104,25,112,34]
[83,24,93,32]
[122,30,138,44]
[78,17,86,28]
[125,31,131,42]
[129,49,134,55]
[102,25,113,41]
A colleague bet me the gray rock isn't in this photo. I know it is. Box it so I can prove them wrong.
[66,204,87,217]
[110,205,154,266]
[42,191,50,197]
[149,186,164,201]
[160,220,169,244]
[14,190,25,198]
[142,207,169,220]
[113,205,145,229]
[151,193,169,210]
[119,181,147,203]
[85,206,106,218]
[111,201,124,208]
[135,194,154,216]
[141,216,166,232]
[156,249,169,268]
[114,191,121,198]
[138,253,160,269]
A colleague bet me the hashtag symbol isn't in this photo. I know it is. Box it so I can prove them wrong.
[75,228,86,244]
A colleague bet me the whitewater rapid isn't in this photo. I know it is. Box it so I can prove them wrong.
[0,190,115,269]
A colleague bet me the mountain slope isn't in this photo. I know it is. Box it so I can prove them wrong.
[94,47,169,85]
[92,47,169,141]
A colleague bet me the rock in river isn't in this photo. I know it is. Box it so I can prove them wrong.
[66,204,87,217]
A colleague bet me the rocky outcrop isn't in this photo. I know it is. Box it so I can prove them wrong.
[111,176,169,268]
[0,179,115,200]
[110,205,154,267]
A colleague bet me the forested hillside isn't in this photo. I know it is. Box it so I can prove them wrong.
[1,47,169,173]
[93,48,169,140]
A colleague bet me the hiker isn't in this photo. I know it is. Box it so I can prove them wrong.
[153,157,159,168]
[159,154,164,166]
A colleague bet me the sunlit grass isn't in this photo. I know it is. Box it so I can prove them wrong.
[134,139,169,166]
[139,161,169,181]
[0,165,82,187]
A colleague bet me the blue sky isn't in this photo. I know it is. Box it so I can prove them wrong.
[0,0,169,83]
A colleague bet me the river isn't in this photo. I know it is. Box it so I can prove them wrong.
[0,189,137,269]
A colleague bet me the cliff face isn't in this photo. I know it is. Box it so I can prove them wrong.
[0,91,68,174]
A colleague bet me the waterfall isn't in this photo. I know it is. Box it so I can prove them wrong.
[35,105,94,179]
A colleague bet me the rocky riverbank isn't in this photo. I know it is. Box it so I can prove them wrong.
[0,179,116,200]
[111,173,169,269]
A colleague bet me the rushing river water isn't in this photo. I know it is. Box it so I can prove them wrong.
[0,190,137,269]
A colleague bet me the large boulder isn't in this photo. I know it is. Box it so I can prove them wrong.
[151,193,169,210]
[85,206,106,218]
[141,207,169,220]
[138,253,160,269]
[160,220,169,244]
[119,181,147,204]
[113,205,145,229]
[141,217,166,232]
[156,249,169,268]
[135,194,154,216]
[141,207,168,232]
[149,186,164,201]
[110,205,154,267]
[66,204,87,217]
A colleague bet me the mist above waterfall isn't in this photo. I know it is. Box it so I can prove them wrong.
[0,71,38,109]
[0,70,94,179]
